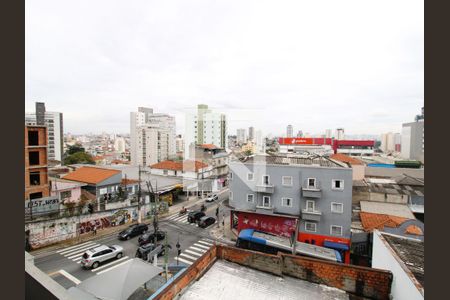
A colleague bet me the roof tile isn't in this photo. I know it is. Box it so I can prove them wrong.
[62,166,121,185]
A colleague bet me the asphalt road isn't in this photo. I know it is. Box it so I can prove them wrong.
[33,189,231,290]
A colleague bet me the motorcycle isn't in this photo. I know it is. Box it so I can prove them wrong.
[179,207,188,215]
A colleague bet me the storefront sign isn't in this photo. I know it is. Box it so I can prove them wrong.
[25,196,60,214]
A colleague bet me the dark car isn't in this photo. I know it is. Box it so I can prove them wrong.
[138,231,166,246]
[118,223,148,240]
[135,243,172,262]
[187,211,206,223]
[198,216,216,228]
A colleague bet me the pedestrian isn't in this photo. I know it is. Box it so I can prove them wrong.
[222,214,225,227]
[93,224,97,235]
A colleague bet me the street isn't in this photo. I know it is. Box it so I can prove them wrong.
[32,189,231,290]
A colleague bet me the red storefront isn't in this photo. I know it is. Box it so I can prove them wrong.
[231,210,351,263]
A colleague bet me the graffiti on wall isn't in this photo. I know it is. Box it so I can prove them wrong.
[234,210,297,238]
[27,221,76,248]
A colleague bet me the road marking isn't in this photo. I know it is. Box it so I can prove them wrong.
[201,238,214,243]
[72,256,83,262]
[58,270,81,285]
[193,243,210,250]
[91,256,129,272]
[64,244,100,258]
[167,214,179,220]
[58,241,96,255]
[189,246,206,253]
[180,220,189,224]
[190,223,196,226]
[173,215,187,222]
[96,259,132,275]
[185,249,202,257]
[180,253,197,261]
[197,240,213,246]
[177,257,193,265]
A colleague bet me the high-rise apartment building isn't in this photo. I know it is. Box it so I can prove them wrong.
[296,130,303,138]
[325,129,332,139]
[336,128,345,140]
[401,107,424,163]
[287,125,293,138]
[114,137,126,153]
[176,135,184,153]
[237,129,247,144]
[248,126,255,142]
[185,104,227,158]
[25,102,64,163]
[130,107,176,166]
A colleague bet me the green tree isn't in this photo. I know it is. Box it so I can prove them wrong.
[244,149,253,156]
[66,144,85,155]
[64,152,95,165]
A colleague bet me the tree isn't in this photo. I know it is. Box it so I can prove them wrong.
[64,152,95,165]
[243,149,253,156]
[66,144,85,155]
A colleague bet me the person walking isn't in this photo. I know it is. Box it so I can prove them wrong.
[93,224,97,235]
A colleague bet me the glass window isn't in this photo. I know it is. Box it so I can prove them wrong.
[331,202,343,213]
[305,222,317,232]
[247,194,254,203]
[332,179,344,190]
[262,196,271,207]
[306,200,315,212]
[331,225,343,236]
[281,197,292,207]
[263,175,270,185]
[282,176,293,186]
[307,178,316,188]
[247,173,254,181]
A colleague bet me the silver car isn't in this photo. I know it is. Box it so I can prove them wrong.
[80,245,124,269]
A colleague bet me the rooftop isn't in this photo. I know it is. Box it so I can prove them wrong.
[199,144,219,150]
[382,233,424,288]
[330,153,364,165]
[62,166,121,185]
[179,260,349,300]
[149,160,208,172]
[239,155,346,168]
[360,212,423,236]
[360,201,415,219]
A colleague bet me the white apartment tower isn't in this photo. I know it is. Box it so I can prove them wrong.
[130,107,176,166]
[287,125,293,137]
[236,128,247,144]
[248,126,255,142]
[336,128,345,140]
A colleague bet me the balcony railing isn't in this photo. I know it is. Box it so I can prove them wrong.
[254,184,275,194]
[301,209,322,221]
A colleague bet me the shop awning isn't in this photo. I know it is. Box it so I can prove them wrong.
[323,241,349,251]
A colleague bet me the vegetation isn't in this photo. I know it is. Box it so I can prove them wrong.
[63,148,95,165]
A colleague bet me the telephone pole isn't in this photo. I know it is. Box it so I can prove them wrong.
[138,165,142,223]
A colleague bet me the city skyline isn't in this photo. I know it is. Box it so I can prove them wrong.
[26,0,423,136]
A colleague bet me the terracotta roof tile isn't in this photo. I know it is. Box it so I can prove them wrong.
[360,212,407,231]
[150,160,208,172]
[199,144,219,150]
[121,178,139,185]
[405,225,423,235]
[330,153,363,165]
[62,166,121,185]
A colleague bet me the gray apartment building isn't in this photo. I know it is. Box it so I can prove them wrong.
[229,155,353,262]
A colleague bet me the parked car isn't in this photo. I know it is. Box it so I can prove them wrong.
[198,216,216,228]
[135,243,172,262]
[188,211,206,223]
[118,223,148,240]
[205,194,218,203]
[138,231,166,246]
[80,245,123,269]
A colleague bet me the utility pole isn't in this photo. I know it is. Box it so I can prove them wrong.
[164,232,169,282]
[138,165,142,223]
[292,218,299,255]
[176,235,181,266]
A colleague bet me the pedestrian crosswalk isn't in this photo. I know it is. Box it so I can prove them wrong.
[56,241,133,275]
[166,212,198,225]
[175,238,214,266]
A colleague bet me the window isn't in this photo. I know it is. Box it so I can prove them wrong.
[29,192,43,200]
[281,197,292,207]
[28,131,39,146]
[247,173,254,181]
[262,196,271,207]
[332,179,344,190]
[307,178,316,188]
[306,200,315,212]
[60,191,72,199]
[229,191,233,201]
[247,194,254,203]
[29,173,41,186]
[331,202,343,213]
[305,222,317,232]
[331,225,343,236]
[282,176,293,186]
[262,175,270,185]
[29,151,40,165]
[229,172,233,180]
[163,170,168,175]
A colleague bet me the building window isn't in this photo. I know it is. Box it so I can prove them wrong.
[331,202,343,213]
[307,178,316,188]
[60,190,72,199]
[229,191,233,201]
[331,225,343,236]
[29,172,41,186]
[262,175,270,185]
[229,172,233,180]
[28,131,39,146]
[332,179,344,190]
[247,173,254,181]
[29,192,43,200]
[305,222,317,232]
[247,194,254,203]
[306,200,315,212]
[262,196,271,207]
[163,170,168,175]
[281,197,292,207]
[282,176,293,186]
[29,151,40,165]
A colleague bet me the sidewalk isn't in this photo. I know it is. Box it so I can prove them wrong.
[209,213,237,246]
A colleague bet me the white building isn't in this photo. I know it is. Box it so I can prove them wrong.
[130,107,176,166]
[248,126,255,142]
[254,130,265,154]
[380,132,396,153]
[286,125,293,137]
[401,109,424,163]
[185,104,227,158]
[325,129,332,139]
[25,109,64,162]
[114,137,126,153]
[236,128,247,144]
[336,128,345,140]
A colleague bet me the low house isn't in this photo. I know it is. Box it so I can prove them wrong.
[49,178,86,204]
[149,160,211,179]
[372,231,424,300]
[62,166,122,210]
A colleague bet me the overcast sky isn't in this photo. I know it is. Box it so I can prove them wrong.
[25,0,424,137]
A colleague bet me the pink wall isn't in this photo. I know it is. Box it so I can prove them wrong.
[50,181,82,203]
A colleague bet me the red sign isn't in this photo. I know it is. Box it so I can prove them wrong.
[278,137,333,145]
[232,210,297,238]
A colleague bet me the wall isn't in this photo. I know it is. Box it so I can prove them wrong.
[352,165,365,180]
[372,232,424,300]
[25,207,138,249]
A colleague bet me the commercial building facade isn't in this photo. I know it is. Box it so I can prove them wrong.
[401,120,424,163]
[229,155,353,263]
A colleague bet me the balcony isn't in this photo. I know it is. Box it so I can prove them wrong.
[254,184,275,194]
[301,209,322,221]
[301,187,322,198]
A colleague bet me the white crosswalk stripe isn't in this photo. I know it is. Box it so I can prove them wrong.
[185,249,202,257]
[193,243,210,250]
[62,244,100,258]
[180,220,189,224]
[198,240,213,246]
[201,238,214,243]
[57,241,96,255]
[96,259,133,275]
[180,253,197,261]
[177,257,193,265]
[91,256,130,272]
[189,246,206,253]
[173,215,188,221]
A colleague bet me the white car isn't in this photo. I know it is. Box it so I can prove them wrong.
[205,194,218,202]
[80,245,124,269]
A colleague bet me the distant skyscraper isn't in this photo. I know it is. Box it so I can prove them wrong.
[287,125,293,137]
[248,126,255,142]
[325,129,332,139]
[25,102,64,163]
[336,128,345,140]
[130,107,176,166]
[237,129,247,144]
[255,130,265,153]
